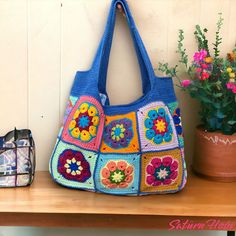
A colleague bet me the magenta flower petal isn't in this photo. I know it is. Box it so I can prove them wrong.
[146,175,155,185]
[233,86,236,94]
[181,79,191,87]
[151,158,161,168]
[163,179,172,185]
[170,160,178,171]
[146,165,155,175]
[146,156,179,187]
[169,171,178,180]
[162,156,172,167]
[81,160,90,169]
[58,149,91,182]
[153,180,162,186]
[64,150,74,158]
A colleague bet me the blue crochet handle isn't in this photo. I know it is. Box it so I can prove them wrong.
[92,0,156,96]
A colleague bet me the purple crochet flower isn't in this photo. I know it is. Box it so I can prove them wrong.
[58,149,91,182]
[104,118,133,149]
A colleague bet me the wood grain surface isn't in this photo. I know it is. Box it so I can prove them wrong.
[0,171,235,229]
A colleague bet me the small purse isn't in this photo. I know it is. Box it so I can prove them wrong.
[50,0,187,195]
[0,129,35,187]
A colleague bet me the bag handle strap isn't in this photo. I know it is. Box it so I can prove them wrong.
[92,0,156,96]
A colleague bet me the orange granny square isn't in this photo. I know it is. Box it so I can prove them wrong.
[100,112,140,153]
[140,149,184,193]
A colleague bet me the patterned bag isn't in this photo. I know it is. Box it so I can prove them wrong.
[50,0,187,195]
[0,129,35,187]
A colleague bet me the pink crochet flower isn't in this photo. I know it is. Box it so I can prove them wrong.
[146,156,179,186]
[181,79,191,87]
[101,161,134,189]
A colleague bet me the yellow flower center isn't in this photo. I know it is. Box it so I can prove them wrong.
[111,171,123,183]
[155,120,166,133]
[111,124,126,141]
[64,158,83,176]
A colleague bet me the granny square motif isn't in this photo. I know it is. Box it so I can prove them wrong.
[100,112,140,153]
[49,0,187,195]
[62,96,105,151]
[51,140,97,190]
[137,101,179,152]
[94,153,140,195]
[140,149,184,194]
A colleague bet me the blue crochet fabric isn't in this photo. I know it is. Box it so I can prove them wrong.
[50,0,187,196]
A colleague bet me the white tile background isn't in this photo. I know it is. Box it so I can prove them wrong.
[0,0,235,235]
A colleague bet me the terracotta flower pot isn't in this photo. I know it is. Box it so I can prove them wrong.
[192,126,236,182]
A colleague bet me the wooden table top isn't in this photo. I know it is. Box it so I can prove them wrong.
[0,171,236,229]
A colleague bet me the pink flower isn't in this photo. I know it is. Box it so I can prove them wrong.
[233,86,236,94]
[226,82,235,90]
[101,160,134,189]
[193,52,200,61]
[227,82,236,94]
[201,63,208,69]
[146,157,179,186]
[193,49,207,61]
[196,68,202,73]
[200,71,210,80]
[181,79,191,87]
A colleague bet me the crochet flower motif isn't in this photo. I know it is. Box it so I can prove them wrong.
[145,107,173,144]
[173,108,183,135]
[58,149,91,182]
[68,102,100,142]
[104,119,133,149]
[101,161,134,188]
[146,156,178,186]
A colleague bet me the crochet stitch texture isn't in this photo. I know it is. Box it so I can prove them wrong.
[49,0,187,195]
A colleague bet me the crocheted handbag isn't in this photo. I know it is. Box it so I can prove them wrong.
[50,0,187,195]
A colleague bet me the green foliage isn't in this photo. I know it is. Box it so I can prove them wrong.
[213,13,223,58]
[194,25,210,54]
[157,14,236,135]
[158,63,178,77]
[177,30,188,68]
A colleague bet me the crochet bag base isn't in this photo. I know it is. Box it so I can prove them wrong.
[49,0,187,196]
[0,129,35,188]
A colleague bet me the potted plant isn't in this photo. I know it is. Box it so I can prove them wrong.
[158,14,236,182]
